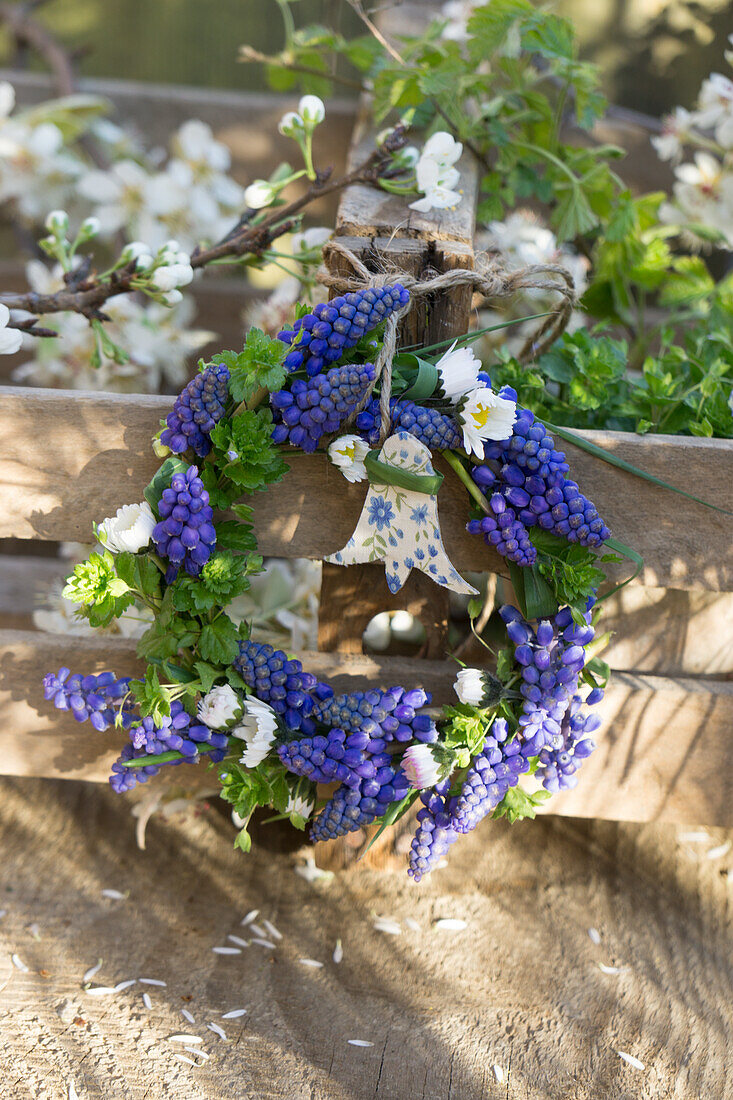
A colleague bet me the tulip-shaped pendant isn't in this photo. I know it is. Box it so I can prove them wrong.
[326,431,478,596]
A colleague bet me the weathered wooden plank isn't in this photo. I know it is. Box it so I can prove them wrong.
[3,629,732,826]
[1,386,731,591]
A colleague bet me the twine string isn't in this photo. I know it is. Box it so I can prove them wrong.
[320,240,576,445]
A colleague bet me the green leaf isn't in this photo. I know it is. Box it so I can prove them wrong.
[199,615,240,664]
[216,328,288,404]
[193,661,222,694]
[493,785,552,823]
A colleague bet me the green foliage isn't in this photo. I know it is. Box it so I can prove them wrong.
[492,785,552,823]
[62,551,134,628]
[261,0,624,241]
[172,550,261,614]
[441,705,493,757]
[492,308,733,439]
[214,328,288,405]
[530,531,608,617]
[218,759,297,852]
[210,407,289,493]
[198,614,241,664]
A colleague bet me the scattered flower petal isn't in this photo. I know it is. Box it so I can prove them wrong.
[616,1051,645,1070]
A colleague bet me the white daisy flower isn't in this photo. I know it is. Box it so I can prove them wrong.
[454,668,485,706]
[402,744,442,789]
[97,501,156,554]
[328,434,370,483]
[435,341,480,402]
[458,386,517,459]
[232,698,278,767]
[197,685,242,730]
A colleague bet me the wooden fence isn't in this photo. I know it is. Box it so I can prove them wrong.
[0,7,731,831]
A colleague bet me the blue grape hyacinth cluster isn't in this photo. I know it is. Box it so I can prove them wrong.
[356,397,462,450]
[500,603,601,760]
[160,363,230,457]
[407,779,460,882]
[466,489,536,567]
[109,700,228,793]
[449,719,529,833]
[535,693,600,792]
[152,465,216,584]
[312,684,438,744]
[234,640,438,742]
[278,728,389,787]
[270,361,376,452]
[234,640,319,735]
[310,763,410,841]
[277,285,410,376]
[469,390,610,561]
[42,668,134,732]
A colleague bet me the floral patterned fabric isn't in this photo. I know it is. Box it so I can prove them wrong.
[326,431,478,595]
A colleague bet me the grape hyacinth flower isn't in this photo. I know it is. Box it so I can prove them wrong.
[449,719,529,833]
[466,492,536,567]
[277,285,410,376]
[356,397,462,450]
[407,779,459,882]
[270,361,376,452]
[471,393,611,552]
[109,700,228,793]
[234,640,438,742]
[152,465,216,584]
[535,692,601,792]
[278,729,390,788]
[234,641,319,735]
[500,604,595,759]
[160,362,230,457]
[42,667,134,732]
[310,763,410,841]
[311,684,438,744]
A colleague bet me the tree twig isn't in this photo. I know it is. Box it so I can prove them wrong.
[0,1,75,97]
[238,44,363,92]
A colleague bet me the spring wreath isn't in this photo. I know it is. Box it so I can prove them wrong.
[42,260,622,881]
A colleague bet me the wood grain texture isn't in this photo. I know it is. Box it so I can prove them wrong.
[0,772,729,1099]
[1,386,731,591]
[3,629,732,827]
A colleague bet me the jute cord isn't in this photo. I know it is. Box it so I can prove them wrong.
[319,240,576,445]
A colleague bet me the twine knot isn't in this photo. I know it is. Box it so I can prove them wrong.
[319,240,576,445]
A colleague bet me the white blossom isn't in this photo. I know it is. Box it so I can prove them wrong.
[328,434,370,482]
[244,180,276,209]
[696,73,733,147]
[0,303,22,356]
[402,744,442,789]
[410,132,463,213]
[231,698,279,767]
[458,386,517,458]
[150,260,193,292]
[298,95,325,126]
[435,341,480,402]
[278,111,303,138]
[97,501,156,554]
[197,685,242,730]
[286,792,315,820]
[454,668,485,706]
[652,107,695,163]
[13,261,213,392]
